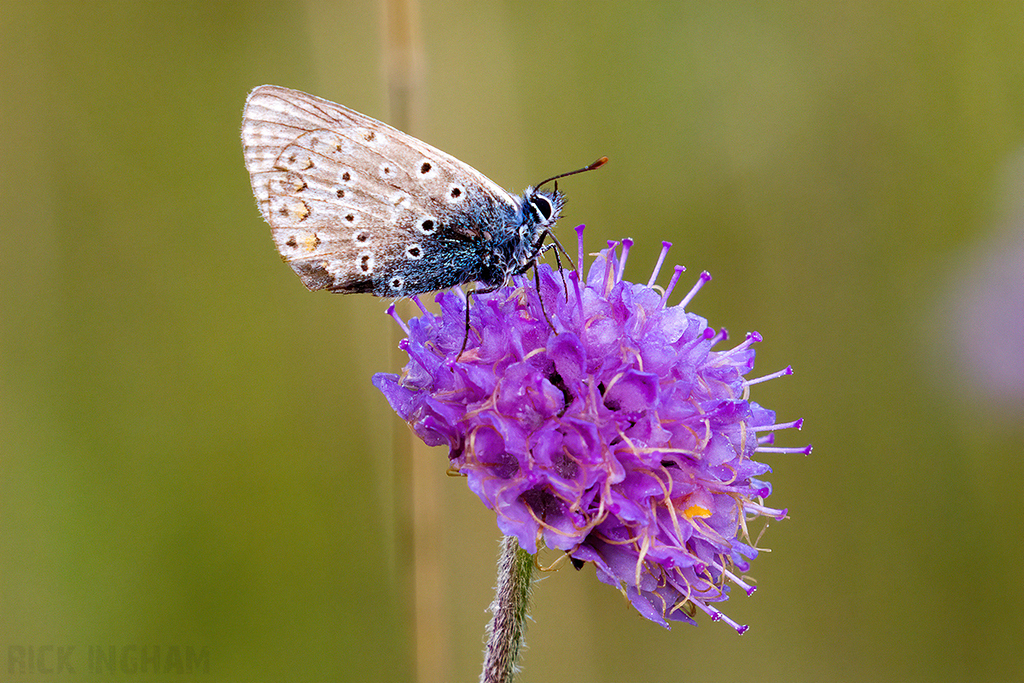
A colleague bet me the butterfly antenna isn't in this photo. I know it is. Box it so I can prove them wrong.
[535,156,608,190]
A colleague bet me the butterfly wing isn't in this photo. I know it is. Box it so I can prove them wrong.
[241,85,522,295]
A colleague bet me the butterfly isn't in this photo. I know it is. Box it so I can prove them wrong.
[241,85,604,299]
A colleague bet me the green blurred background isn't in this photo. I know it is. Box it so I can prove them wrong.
[2,2,1022,681]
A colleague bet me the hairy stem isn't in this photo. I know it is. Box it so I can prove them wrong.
[480,536,535,683]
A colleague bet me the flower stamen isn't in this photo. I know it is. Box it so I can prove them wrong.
[678,271,711,309]
[647,241,673,287]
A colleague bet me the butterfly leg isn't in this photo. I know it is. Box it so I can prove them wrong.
[532,228,577,272]
[458,283,501,359]
[528,229,575,300]
[533,265,558,334]
[508,253,558,334]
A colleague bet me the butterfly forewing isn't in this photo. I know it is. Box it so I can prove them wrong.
[242,85,524,296]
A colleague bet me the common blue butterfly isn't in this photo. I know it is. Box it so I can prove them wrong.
[241,85,604,298]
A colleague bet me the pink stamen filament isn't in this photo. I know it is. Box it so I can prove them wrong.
[752,418,804,432]
[744,500,788,520]
[575,224,586,271]
[746,365,794,386]
[661,265,686,303]
[756,444,813,455]
[707,333,760,370]
[616,238,633,284]
[647,241,673,287]
[709,328,730,345]
[678,271,711,309]
[711,560,756,596]
[603,240,618,293]
[570,269,583,307]
[386,303,409,334]
[691,600,748,635]
[717,331,762,361]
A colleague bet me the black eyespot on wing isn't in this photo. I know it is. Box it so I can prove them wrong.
[420,162,431,174]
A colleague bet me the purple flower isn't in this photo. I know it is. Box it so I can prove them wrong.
[373,227,810,633]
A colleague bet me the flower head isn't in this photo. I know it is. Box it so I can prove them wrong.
[373,227,809,632]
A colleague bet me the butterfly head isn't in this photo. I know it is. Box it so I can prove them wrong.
[526,156,608,231]
[503,157,610,276]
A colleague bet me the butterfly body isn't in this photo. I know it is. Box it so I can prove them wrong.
[241,85,564,297]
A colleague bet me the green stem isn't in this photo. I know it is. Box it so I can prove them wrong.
[480,535,535,683]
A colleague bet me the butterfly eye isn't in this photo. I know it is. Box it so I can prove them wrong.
[530,194,554,222]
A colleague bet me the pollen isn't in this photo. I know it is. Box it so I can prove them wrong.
[683,504,712,520]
